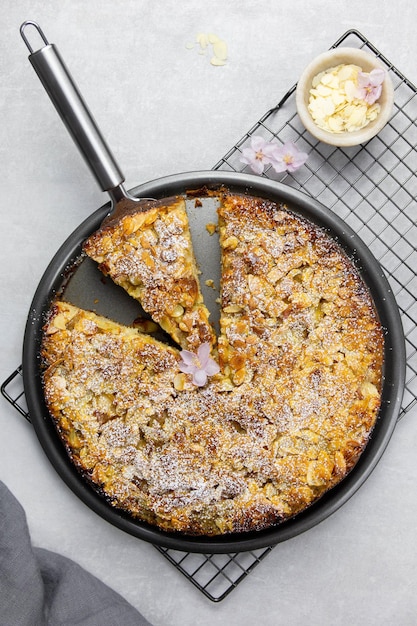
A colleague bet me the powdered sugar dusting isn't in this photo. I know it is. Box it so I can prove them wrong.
[41,192,384,536]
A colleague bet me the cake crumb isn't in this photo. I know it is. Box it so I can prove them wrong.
[206,222,217,235]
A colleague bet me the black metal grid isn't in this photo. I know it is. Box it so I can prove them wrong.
[2,29,416,601]
[1,365,29,421]
[214,29,417,419]
[155,545,273,601]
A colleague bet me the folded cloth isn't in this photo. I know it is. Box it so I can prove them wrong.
[0,481,152,626]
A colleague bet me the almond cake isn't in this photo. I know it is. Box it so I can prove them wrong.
[41,191,384,536]
[83,196,215,352]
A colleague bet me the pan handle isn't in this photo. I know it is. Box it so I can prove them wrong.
[20,21,125,193]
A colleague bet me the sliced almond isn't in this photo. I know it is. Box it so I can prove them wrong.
[210,56,226,67]
[213,39,228,61]
[196,33,208,49]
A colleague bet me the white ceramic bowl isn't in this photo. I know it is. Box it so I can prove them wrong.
[296,47,394,147]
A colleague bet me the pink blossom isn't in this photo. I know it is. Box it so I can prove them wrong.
[355,68,385,105]
[240,136,308,175]
[269,142,308,173]
[240,135,279,174]
[178,342,220,387]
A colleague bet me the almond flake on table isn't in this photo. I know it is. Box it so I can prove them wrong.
[186,32,228,66]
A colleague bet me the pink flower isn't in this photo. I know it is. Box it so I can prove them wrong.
[240,135,279,174]
[178,342,220,387]
[240,137,308,175]
[269,142,308,173]
[355,68,385,105]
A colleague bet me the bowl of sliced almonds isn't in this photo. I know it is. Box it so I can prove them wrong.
[296,47,394,147]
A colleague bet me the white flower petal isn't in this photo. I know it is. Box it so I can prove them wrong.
[205,359,220,376]
[250,135,268,151]
[197,342,211,366]
[179,349,197,366]
[369,68,385,86]
[250,159,265,175]
[193,369,208,387]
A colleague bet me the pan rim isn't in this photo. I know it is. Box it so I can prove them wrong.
[22,170,406,553]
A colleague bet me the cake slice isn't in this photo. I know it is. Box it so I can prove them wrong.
[83,196,216,351]
[41,300,182,521]
[217,192,384,401]
[40,300,285,535]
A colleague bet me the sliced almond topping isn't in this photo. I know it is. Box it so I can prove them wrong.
[171,304,185,318]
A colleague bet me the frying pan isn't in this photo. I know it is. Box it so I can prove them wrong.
[21,22,406,553]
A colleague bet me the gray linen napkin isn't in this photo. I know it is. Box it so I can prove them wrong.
[0,481,152,626]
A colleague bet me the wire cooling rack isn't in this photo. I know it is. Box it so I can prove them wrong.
[2,29,417,602]
[214,29,417,419]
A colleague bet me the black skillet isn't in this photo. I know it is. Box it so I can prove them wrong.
[20,22,406,553]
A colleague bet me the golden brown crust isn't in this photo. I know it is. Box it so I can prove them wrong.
[41,192,384,536]
[83,196,215,352]
[217,193,383,395]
